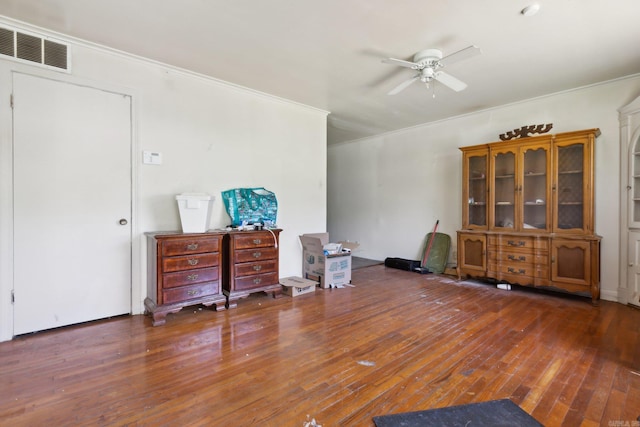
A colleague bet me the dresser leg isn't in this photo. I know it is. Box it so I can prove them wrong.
[226,297,239,309]
[270,289,283,299]
[213,301,227,311]
[151,312,167,326]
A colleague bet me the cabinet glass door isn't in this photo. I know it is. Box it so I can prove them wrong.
[632,137,640,224]
[556,143,584,231]
[467,152,487,228]
[522,146,549,230]
[492,150,516,229]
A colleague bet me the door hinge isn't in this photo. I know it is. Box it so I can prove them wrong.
[11,290,14,304]
[10,94,14,109]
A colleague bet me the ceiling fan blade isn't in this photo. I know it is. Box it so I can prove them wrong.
[388,74,420,95]
[382,57,420,69]
[434,71,467,92]
[440,45,481,66]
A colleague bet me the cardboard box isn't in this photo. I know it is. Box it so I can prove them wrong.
[280,276,318,297]
[299,233,359,289]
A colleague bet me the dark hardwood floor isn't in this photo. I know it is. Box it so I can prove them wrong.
[1,265,639,426]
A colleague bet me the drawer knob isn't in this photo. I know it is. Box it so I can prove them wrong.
[253,252,262,258]
[187,243,198,250]
[187,289,200,296]
[507,255,526,262]
[253,265,262,271]
[507,240,525,247]
[253,278,262,285]
[253,239,262,245]
[187,274,199,281]
[188,259,199,266]
[507,267,525,274]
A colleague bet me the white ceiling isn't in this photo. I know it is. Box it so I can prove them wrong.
[1,0,639,144]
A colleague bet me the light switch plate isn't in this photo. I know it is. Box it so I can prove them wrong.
[143,151,162,165]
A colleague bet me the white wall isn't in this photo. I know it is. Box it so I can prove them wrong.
[328,75,640,302]
[0,21,328,341]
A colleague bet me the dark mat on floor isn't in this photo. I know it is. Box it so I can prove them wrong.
[373,399,542,427]
[351,256,383,270]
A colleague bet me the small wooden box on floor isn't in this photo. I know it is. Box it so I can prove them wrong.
[145,231,227,326]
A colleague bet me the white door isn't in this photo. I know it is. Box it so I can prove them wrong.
[626,132,640,307]
[627,231,640,307]
[13,73,132,335]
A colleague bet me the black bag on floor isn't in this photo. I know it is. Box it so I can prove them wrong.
[384,257,421,271]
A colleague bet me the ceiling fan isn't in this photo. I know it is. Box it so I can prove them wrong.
[382,45,481,95]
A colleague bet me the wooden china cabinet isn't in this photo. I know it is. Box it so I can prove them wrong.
[457,128,601,303]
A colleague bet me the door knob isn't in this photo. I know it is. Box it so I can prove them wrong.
[119,218,128,225]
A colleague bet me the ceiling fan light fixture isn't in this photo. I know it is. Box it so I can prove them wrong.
[521,3,540,16]
[382,45,480,95]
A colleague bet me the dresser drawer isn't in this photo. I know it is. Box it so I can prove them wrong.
[489,235,533,249]
[234,247,278,263]
[234,272,279,291]
[234,259,278,277]
[489,251,547,264]
[163,282,219,304]
[162,253,219,273]
[489,262,548,279]
[488,235,548,250]
[232,232,277,249]
[162,267,219,289]
[161,237,220,256]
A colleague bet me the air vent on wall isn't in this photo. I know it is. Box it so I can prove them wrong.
[0,25,69,72]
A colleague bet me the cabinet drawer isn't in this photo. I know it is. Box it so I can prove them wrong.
[489,262,548,278]
[235,259,278,277]
[490,252,547,264]
[163,282,219,304]
[488,236,548,250]
[489,262,533,277]
[489,236,533,249]
[161,237,220,256]
[162,267,219,289]
[234,272,279,291]
[162,253,219,273]
[232,232,277,249]
[234,247,278,263]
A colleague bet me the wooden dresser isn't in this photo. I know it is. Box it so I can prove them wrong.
[145,231,227,325]
[224,229,282,308]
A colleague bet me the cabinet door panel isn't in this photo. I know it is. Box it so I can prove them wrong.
[458,233,486,272]
[553,132,594,234]
[551,239,590,286]
[522,144,551,231]
[462,147,489,229]
[492,149,517,229]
